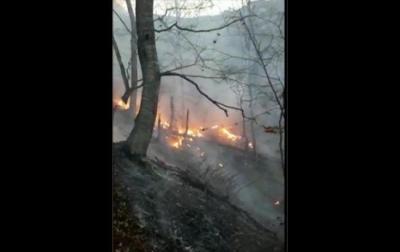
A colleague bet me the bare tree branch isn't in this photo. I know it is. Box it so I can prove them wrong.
[120,59,199,102]
[278,109,284,171]
[254,13,284,40]
[125,0,138,41]
[155,15,254,33]
[153,7,190,23]
[113,9,131,34]
[162,62,197,73]
[240,11,283,111]
[126,60,131,82]
[161,71,245,117]
[179,74,250,87]
[156,16,210,67]
[210,48,273,66]
[120,80,143,103]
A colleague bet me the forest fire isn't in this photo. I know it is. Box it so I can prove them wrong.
[186,129,204,138]
[165,135,185,149]
[220,128,241,142]
[156,116,244,150]
[161,121,170,129]
[112,0,286,249]
[113,98,129,110]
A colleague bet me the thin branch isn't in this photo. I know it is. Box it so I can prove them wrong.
[120,80,144,103]
[156,17,209,67]
[179,74,248,87]
[210,48,267,66]
[120,59,200,102]
[279,110,285,172]
[125,0,138,41]
[112,35,130,98]
[126,59,131,81]
[240,11,283,111]
[162,72,245,117]
[254,13,284,40]
[251,107,280,118]
[113,9,131,34]
[155,15,254,33]
[153,7,196,23]
[161,62,197,73]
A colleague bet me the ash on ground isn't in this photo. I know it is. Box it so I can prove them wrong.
[113,142,284,252]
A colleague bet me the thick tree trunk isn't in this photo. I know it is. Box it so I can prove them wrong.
[127,0,161,157]
[125,0,138,117]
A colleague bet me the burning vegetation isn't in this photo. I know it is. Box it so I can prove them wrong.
[157,119,251,151]
[113,98,130,110]
[114,95,256,153]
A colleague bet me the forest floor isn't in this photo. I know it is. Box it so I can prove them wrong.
[113,142,284,252]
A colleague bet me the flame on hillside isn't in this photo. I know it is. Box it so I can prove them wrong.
[113,98,130,110]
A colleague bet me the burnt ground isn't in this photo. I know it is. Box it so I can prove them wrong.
[113,142,284,252]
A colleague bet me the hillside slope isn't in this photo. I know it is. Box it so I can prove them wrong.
[113,142,283,252]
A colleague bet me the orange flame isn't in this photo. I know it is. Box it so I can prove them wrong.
[153,112,245,150]
[219,128,241,142]
[114,98,130,110]
[166,135,184,149]
[161,121,170,129]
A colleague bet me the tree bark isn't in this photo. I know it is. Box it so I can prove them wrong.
[241,114,249,151]
[169,96,176,132]
[127,0,161,157]
[239,97,249,151]
[246,53,257,156]
[278,110,284,172]
[184,109,189,137]
[125,0,138,117]
[156,114,162,141]
[248,80,257,157]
